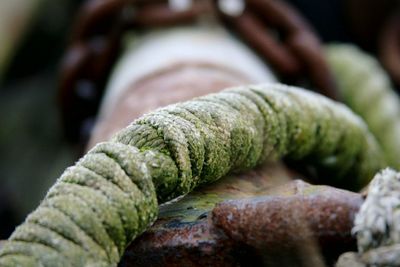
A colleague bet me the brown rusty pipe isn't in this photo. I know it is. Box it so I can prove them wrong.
[211,180,363,264]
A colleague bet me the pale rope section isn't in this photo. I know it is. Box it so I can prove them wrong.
[337,169,400,267]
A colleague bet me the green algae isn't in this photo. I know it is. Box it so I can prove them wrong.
[0,84,386,266]
[326,44,400,170]
[158,193,223,223]
[25,206,107,259]
[47,183,126,255]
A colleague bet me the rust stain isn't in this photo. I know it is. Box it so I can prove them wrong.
[121,168,362,267]
[211,180,363,266]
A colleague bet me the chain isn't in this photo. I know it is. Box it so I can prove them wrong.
[59,0,338,142]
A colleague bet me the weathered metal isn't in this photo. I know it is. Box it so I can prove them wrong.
[121,164,363,267]
[212,180,363,266]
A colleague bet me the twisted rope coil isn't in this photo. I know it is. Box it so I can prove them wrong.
[0,84,384,266]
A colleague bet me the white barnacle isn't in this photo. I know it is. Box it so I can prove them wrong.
[354,168,400,252]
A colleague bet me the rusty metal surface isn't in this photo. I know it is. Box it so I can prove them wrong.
[120,163,294,267]
[120,164,362,267]
[212,181,363,266]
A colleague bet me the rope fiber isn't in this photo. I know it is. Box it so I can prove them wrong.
[0,84,385,266]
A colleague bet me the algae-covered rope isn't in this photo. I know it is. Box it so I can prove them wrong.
[0,84,385,266]
[326,44,400,169]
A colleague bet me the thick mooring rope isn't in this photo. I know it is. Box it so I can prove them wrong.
[0,84,385,266]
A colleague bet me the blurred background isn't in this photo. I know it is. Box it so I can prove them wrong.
[0,0,82,238]
[0,0,398,239]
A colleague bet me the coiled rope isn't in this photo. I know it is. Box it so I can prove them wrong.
[0,84,385,266]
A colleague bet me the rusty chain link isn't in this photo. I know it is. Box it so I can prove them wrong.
[59,0,338,142]
[380,13,400,87]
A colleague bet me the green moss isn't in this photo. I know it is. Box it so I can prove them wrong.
[0,241,71,267]
[0,254,41,267]
[326,44,400,170]
[47,183,126,254]
[25,207,107,260]
[0,84,386,266]
[9,223,89,266]
[42,194,118,264]
[159,193,223,223]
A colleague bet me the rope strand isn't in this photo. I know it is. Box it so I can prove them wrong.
[0,84,385,266]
